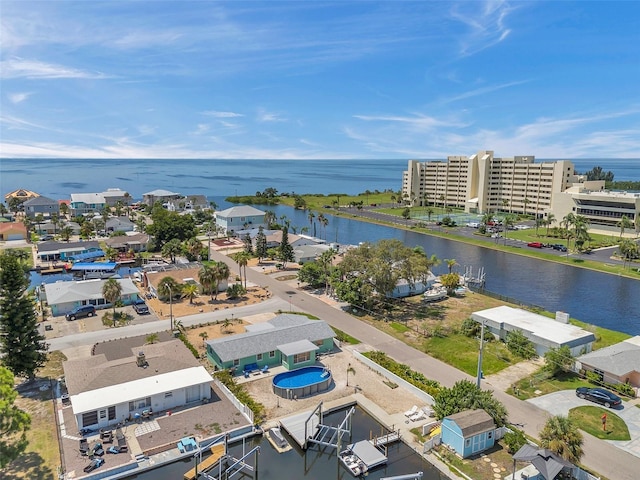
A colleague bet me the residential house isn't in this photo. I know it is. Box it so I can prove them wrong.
[23,196,60,218]
[104,233,151,253]
[0,222,28,241]
[471,306,595,357]
[106,216,135,232]
[390,273,437,298]
[4,188,39,205]
[143,263,227,296]
[216,205,266,235]
[36,240,101,262]
[63,339,213,431]
[142,189,181,206]
[43,277,139,316]
[206,314,336,373]
[293,244,334,264]
[102,188,131,206]
[70,193,107,216]
[576,336,640,391]
[441,409,496,458]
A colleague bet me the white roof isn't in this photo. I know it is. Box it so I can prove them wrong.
[143,189,179,197]
[44,278,138,305]
[217,205,266,218]
[472,306,595,347]
[71,193,106,204]
[70,366,212,414]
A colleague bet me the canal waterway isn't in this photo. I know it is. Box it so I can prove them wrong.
[129,406,445,480]
[265,204,640,335]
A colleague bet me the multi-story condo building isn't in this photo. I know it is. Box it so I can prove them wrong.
[402,150,575,217]
[403,150,639,235]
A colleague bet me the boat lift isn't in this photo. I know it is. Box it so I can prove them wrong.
[380,473,423,480]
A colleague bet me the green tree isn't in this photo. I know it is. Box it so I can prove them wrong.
[439,272,460,294]
[433,379,508,427]
[546,213,556,236]
[199,331,209,346]
[232,251,250,288]
[182,283,199,304]
[619,238,639,268]
[277,226,295,267]
[297,262,325,288]
[198,264,216,301]
[242,233,253,255]
[162,238,183,263]
[102,278,122,326]
[0,366,31,468]
[505,329,537,359]
[444,258,457,274]
[539,415,584,463]
[184,237,203,261]
[146,333,159,344]
[618,215,633,238]
[255,226,268,263]
[543,345,574,377]
[0,255,48,379]
[402,207,411,222]
[157,276,181,301]
[60,225,73,242]
[146,202,196,249]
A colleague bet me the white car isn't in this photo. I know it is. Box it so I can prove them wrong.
[466,222,480,228]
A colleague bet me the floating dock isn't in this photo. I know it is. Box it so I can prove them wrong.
[279,409,320,449]
[341,439,388,475]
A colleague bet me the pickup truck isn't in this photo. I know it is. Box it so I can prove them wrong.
[133,301,150,315]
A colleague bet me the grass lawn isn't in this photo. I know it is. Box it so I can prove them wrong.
[569,406,630,441]
[513,370,590,400]
[435,442,515,480]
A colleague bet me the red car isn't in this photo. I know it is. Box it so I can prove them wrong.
[527,242,543,248]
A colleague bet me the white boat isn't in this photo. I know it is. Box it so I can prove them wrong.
[268,427,289,449]
[339,450,368,476]
[423,287,447,302]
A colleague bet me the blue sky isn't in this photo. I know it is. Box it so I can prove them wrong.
[1,1,639,159]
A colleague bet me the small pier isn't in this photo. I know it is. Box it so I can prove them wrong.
[370,430,401,447]
[184,444,226,480]
[279,402,355,450]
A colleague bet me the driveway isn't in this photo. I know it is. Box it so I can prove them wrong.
[527,390,640,458]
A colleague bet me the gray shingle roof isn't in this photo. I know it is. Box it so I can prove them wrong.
[207,314,335,362]
[36,240,100,253]
[446,409,495,437]
[23,196,57,206]
[578,339,640,376]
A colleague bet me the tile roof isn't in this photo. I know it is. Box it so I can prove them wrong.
[207,314,335,362]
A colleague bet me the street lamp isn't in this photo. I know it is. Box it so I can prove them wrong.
[165,283,173,332]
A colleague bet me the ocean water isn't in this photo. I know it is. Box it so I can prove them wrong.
[1,158,637,201]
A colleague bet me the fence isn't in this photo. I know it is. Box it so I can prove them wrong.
[212,377,254,424]
[352,350,435,405]
[467,285,545,312]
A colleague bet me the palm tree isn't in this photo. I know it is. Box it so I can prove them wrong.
[213,261,230,300]
[534,217,544,236]
[185,237,203,261]
[221,318,232,333]
[546,213,556,237]
[619,238,639,268]
[59,202,68,217]
[561,213,576,249]
[317,213,326,239]
[426,207,434,222]
[318,249,336,293]
[199,264,215,301]
[199,331,209,346]
[618,215,633,238]
[161,239,182,263]
[60,225,73,242]
[572,215,590,252]
[502,214,516,245]
[444,258,457,273]
[146,333,159,344]
[34,213,44,235]
[102,278,122,327]
[320,214,329,240]
[482,212,494,229]
[182,283,199,304]
[157,276,181,302]
[232,251,250,288]
[539,415,584,464]
[307,211,315,237]
[104,246,118,262]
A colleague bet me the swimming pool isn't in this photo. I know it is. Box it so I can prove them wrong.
[272,366,332,399]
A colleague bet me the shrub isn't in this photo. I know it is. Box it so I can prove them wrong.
[503,428,527,454]
[214,370,265,422]
[364,351,440,396]
[506,329,537,359]
[226,283,246,299]
[460,318,480,337]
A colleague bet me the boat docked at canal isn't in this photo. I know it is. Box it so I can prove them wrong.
[339,439,388,476]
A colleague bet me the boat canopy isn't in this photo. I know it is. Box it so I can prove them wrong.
[69,250,105,261]
[70,262,117,271]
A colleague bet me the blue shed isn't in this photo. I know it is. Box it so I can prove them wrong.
[441,409,496,458]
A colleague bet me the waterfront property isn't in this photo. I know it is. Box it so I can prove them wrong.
[104,232,151,253]
[36,240,101,262]
[206,314,336,373]
[62,339,213,431]
[142,188,181,206]
[440,409,496,458]
[143,263,228,296]
[43,277,139,316]
[576,336,640,392]
[22,195,60,218]
[471,306,596,356]
[215,205,267,235]
[69,188,131,215]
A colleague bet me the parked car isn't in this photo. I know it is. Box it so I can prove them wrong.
[575,387,622,408]
[552,244,568,252]
[65,305,96,321]
[527,242,543,248]
[133,300,150,315]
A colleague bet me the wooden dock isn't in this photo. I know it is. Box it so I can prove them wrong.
[184,444,226,480]
[279,410,320,449]
[371,430,401,447]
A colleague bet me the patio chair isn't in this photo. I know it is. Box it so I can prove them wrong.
[244,370,250,378]
[261,365,269,373]
[79,438,89,455]
[410,410,427,422]
[404,405,418,417]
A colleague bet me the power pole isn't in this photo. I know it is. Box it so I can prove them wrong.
[476,321,485,388]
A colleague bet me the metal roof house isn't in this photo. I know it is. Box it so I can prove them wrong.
[36,240,101,262]
[471,306,595,357]
[441,409,496,458]
[43,277,140,316]
[577,336,640,390]
[215,205,266,235]
[63,339,213,431]
[206,314,336,374]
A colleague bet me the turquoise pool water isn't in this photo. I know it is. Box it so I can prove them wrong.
[273,366,328,388]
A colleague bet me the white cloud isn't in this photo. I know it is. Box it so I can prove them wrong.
[257,109,285,122]
[450,0,515,56]
[191,124,210,135]
[0,58,108,80]
[202,110,244,118]
[8,92,33,104]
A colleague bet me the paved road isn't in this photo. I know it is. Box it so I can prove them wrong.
[47,246,640,479]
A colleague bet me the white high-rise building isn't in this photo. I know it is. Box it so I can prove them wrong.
[402,150,575,217]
